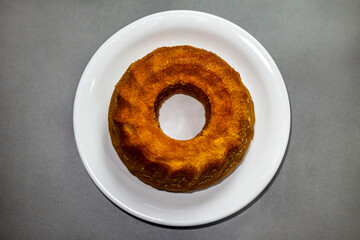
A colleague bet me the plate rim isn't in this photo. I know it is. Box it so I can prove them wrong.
[73,10,291,226]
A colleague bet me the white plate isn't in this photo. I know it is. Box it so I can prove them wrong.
[73,10,290,226]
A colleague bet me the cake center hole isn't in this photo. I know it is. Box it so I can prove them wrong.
[158,94,206,140]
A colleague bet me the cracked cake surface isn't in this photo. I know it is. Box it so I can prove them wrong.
[108,45,255,192]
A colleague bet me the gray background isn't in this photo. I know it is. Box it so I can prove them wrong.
[1,0,359,239]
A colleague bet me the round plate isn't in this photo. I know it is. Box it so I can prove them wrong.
[73,10,290,226]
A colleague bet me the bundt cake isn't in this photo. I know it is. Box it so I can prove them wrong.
[108,45,255,192]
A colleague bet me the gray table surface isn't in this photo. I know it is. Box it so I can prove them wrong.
[1,0,359,239]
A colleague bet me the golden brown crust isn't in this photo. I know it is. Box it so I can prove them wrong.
[108,45,255,192]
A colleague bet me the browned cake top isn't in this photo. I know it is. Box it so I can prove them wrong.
[108,45,254,191]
